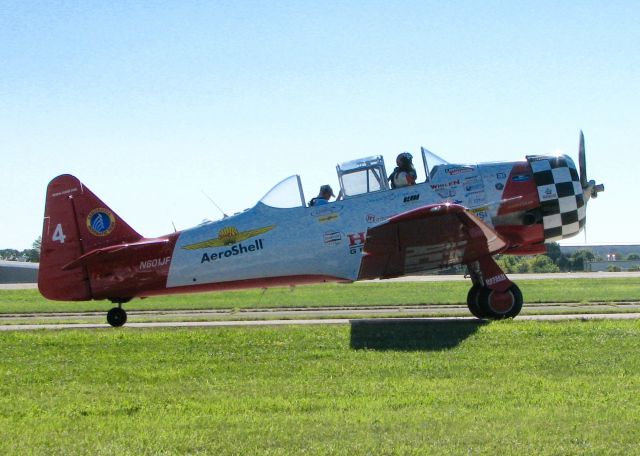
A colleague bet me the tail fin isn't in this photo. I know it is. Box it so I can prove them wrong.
[38,174,142,301]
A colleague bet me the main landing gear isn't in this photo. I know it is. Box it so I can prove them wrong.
[107,298,131,327]
[466,256,523,320]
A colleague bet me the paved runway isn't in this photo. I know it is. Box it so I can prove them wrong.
[3,301,640,320]
[2,311,640,332]
[2,272,638,331]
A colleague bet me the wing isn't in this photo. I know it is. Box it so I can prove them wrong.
[358,204,507,280]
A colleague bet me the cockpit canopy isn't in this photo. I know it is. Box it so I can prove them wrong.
[336,155,389,198]
[258,147,454,208]
[335,150,452,198]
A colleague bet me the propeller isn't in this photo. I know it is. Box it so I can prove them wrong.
[579,131,588,189]
[578,130,605,201]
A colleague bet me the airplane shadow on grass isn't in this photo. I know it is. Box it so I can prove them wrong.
[349,318,487,352]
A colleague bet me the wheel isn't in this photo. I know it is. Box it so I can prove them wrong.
[107,307,127,327]
[466,285,487,319]
[477,284,523,319]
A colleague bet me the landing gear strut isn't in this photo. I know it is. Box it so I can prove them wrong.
[107,298,130,327]
[466,257,523,320]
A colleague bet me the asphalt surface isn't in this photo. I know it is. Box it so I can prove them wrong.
[3,301,640,321]
[2,312,640,331]
[2,272,638,331]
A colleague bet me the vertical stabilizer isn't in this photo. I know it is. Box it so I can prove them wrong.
[38,174,142,301]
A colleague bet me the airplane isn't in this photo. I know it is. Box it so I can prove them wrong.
[38,132,604,326]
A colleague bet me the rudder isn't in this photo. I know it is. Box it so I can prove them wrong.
[38,174,142,301]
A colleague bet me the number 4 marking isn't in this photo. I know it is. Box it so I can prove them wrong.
[52,223,66,244]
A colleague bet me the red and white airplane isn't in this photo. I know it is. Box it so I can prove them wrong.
[38,132,603,326]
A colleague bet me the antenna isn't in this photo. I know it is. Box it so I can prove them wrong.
[201,190,229,219]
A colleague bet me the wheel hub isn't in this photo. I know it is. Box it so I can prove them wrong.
[488,290,514,314]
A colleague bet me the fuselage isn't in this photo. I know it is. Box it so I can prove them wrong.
[88,157,564,300]
[39,153,587,302]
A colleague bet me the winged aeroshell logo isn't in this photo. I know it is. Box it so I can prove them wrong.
[182,225,275,250]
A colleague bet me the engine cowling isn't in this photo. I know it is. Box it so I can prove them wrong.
[527,154,586,242]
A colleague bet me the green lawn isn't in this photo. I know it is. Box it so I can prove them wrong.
[1,277,639,314]
[1,320,639,454]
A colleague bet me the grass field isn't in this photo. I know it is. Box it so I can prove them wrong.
[1,277,640,314]
[1,320,639,454]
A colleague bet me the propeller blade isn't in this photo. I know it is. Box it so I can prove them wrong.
[579,130,588,189]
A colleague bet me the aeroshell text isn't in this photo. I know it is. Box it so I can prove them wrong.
[201,240,264,263]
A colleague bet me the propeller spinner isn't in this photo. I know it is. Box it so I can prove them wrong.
[578,131,605,200]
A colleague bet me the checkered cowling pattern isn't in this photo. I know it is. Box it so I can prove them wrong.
[527,155,586,242]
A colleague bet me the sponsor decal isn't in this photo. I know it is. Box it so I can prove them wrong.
[403,194,420,203]
[496,172,507,179]
[347,232,366,254]
[434,189,457,198]
[465,189,485,198]
[182,225,274,250]
[318,213,339,223]
[485,274,507,286]
[430,179,461,191]
[139,256,171,270]
[495,183,504,190]
[86,208,116,236]
[52,187,78,198]
[511,174,531,182]
[200,240,264,263]
[541,188,557,201]
[445,166,475,176]
[310,205,343,217]
[469,196,486,206]
[366,214,391,224]
[470,206,489,220]
[323,231,342,246]
[464,182,483,192]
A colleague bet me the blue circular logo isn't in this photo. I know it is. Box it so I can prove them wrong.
[87,208,116,236]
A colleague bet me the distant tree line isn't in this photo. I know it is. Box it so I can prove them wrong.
[1,238,638,271]
[497,242,640,273]
[0,237,40,262]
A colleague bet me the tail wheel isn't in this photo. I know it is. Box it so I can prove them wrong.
[478,284,523,319]
[466,285,487,319]
[107,307,127,327]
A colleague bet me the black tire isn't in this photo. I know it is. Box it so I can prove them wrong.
[466,285,487,319]
[478,284,523,319]
[107,307,127,327]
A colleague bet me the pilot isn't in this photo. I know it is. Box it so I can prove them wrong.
[309,185,335,206]
[389,152,417,188]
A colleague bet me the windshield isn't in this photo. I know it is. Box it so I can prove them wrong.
[422,147,450,180]
[259,175,306,208]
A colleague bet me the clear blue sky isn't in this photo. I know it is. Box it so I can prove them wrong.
[1,1,638,250]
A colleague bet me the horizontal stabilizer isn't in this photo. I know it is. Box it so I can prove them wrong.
[62,238,170,271]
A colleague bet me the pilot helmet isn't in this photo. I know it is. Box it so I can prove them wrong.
[320,185,335,197]
[396,152,413,167]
